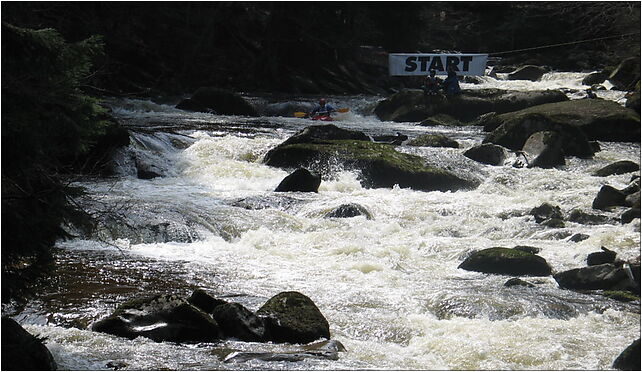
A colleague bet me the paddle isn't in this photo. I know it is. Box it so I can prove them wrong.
[294,108,349,118]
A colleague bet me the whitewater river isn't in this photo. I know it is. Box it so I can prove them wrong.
[8,73,640,370]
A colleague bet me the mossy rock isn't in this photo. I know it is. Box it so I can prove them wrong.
[458,247,552,276]
[256,291,330,344]
[407,134,459,148]
[602,290,639,302]
[264,139,478,192]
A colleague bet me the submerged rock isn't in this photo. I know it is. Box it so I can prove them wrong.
[223,339,346,363]
[463,143,506,165]
[593,161,640,177]
[92,294,223,343]
[371,132,408,145]
[324,203,373,219]
[1,317,57,371]
[569,233,590,243]
[275,168,321,193]
[612,338,640,371]
[458,247,552,276]
[256,291,330,344]
[504,278,535,288]
[406,133,459,148]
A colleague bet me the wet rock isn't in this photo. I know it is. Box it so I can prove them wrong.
[187,289,227,314]
[176,87,257,116]
[271,124,370,147]
[275,168,321,193]
[582,71,607,86]
[569,233,590,243]
[92,294,223,343]
[589,141,601,153]
[264,127,479,192]
[223,339,346,363]
[483,100,640,154]
[458,247,552,276]
[507,65,547,81]
[373,88,568,123]
[541,218,565,228]
[592,185,627,210]
[406,134,459,148]
[504,278,535,288]
[625,191,641,208]
[211,303,268,342]
[622,178,640,195]
[553,264,632,291]
[621,208,641,224]
[608,57,640,91]
[612,338,640,371]
[324,203,373,219]
[587,247,617,266]
[371,132,408,145]
[513,246,541,254]
[256,291,330,344]
[1,317,57,371]
[530,203,563,223]
[521,131,565,168]
[567,209,611,225]
[625,90,640,114]
[82,117,131,176]
[473,112,499,131]
[592,161,640,177]
[602,290,640,303]
[463,143,506,166]
[136,160,163,179]
[419,114,464,127]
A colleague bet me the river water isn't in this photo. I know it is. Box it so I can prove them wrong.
[8,73,641,370]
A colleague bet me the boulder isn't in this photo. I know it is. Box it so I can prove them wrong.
[582,71,608,86]
[587,247,617,266]
[521,131,565,168]
[264,129,479,192]
[569,233,590,243]
[324,203,373,219]
[608,57,640,91]
[504,278,535,288]
[530,203,563,223]
[613,338,641,371]
[92,294,223,343]
[374,88,568,123]
[621,208,641,224]
[463,143,506,165]
[625,191,641,208]
[275,169,321,193]
[419,114,464,127]
[593,161,640,177]
[211,303,268,342]
[553,264,632,290]
[507,65,547,81]
[187,289,227,314]
[483,100,640,153]
[625,91,640,114]
[406,134,459,148]
[567,209,610,225]
[592,185,627,210]
[458,247,552,276]
[256,291,330,344]
[275,124,370,147]
[81,117,131,176]
[176,87,257,116]
[1,317,57,371]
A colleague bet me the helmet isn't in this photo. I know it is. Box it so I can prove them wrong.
[319,98,326,104]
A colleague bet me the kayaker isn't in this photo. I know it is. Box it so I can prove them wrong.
[422,70,441,95]
[441,66,461,95]
[308,98,336,118]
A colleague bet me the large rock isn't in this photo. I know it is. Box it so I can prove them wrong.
[593,161,640,177]
[483,100,640,150]
[553,264,634,291]
[406,134,459,148]
[586,247,617,266]
[458,247,552,276]
[264,126,479,192]
[608,57,640,91]
[521,131,565,168]
[613,338,641,371]
[621,208,641,224]
[211,303,268,342]
[463,144,506,165]
[176,87,258,116]
[275,168,321,192]
[592,185,627,210]
[507,65,547,81]
[374,88,568,122]
[1,317,57,371]
[92,294,223,343]
[530,203,563,223]
[276,124,370,146]
[256,292,330,344]
[625,191,641,208]
[187,289,227,314]
[567,209,610,225]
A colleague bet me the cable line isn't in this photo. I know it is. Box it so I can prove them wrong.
[489,32,640,56]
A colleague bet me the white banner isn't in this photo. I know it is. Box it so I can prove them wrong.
[388,53,488,76]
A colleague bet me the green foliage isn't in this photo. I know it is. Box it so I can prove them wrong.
[1,23,107,302]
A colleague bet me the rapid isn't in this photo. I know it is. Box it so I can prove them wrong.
[7,73,640,370]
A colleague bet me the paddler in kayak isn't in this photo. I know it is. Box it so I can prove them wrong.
[308,98,336,120]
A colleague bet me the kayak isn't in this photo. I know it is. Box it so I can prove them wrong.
[311,115,333,121]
